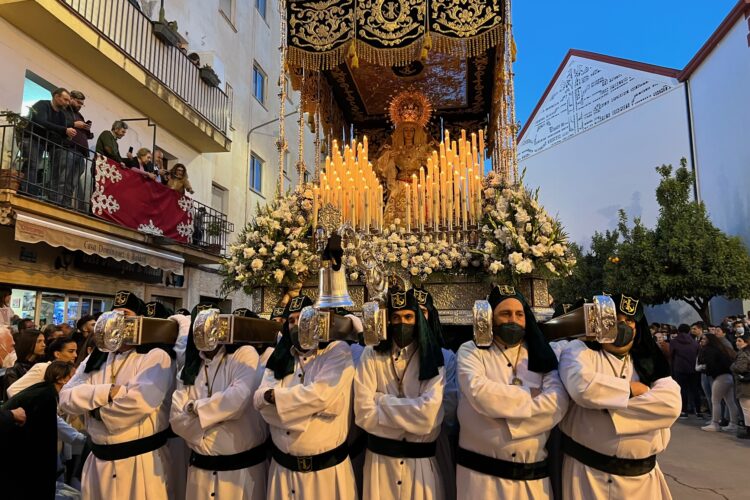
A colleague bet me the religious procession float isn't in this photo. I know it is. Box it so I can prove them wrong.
[221,0,577,335]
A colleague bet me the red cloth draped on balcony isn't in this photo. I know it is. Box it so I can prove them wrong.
[91,155,194,243]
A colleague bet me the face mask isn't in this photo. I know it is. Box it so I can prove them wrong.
[493,322,525,346]
[390,324,415,348]
[735,327,745,335]
[613,321,635,348]
[289,326,303,351]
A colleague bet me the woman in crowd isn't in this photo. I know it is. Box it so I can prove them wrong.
[167,163,194,195]
[0,288,17,327]
[731,334,750,439]
[699,334,741,432]
[1,329,46,398]
[1,360,76,499]
[7,336,78,398]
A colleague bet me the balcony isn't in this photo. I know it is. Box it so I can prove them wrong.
[0,119,234,267]
[0,0,232,152]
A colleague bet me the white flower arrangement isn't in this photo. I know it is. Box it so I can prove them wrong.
[221,186,317,293]
[476,171,576,280]
[361,219,464,282]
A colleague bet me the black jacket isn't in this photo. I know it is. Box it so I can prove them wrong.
[29,100,70,144]
[1,360,33,401]
[1,382,60,499]
[699,344,733,378]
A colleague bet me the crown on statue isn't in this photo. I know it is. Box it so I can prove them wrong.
[389,90,432,128]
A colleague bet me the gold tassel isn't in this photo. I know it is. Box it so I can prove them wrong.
[351,52,359,69]
[347,41,356,59]
[511,36,518,63]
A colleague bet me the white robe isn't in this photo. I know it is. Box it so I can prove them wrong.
[354,343,445,500]
[165,313,191,500]
[59,348,175,500]
[558,340,681,500]
[456,341,568,500]
[254,341,357,500]
[171,345,268,500]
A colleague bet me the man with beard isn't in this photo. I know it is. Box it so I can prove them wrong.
[456,285,568,499]
[354,289,445,500]
[59,290,178,499]
[558,294,680,499]
[171,306,272,499]
[254,294,357,499]
[65,90,94,207]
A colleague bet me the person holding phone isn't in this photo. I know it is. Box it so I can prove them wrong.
[95,120,129,165]
[65,91,94,207]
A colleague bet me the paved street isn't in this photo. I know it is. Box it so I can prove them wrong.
[660,419,750,499]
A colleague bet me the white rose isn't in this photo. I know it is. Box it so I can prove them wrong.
[530,244,545,257]
[541,221,553,235]
[545,262,557,274]
[251,258,263,271]
[516,259,533,274]
[508,252,523,266]
[281,258,290,267]
[410,266,420,276]
[525,223,533,233]
[424,267,433,274]
[274,269,285,283]
[551,244,565,257]
[258,247,267,256]
[401,260,409,269]
[349,272,359,281]
[489,261,504,274]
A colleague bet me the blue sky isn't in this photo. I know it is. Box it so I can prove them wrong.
[513,0,738,126]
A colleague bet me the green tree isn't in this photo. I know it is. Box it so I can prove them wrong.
[607,159,750,323]
[550,230,619,304]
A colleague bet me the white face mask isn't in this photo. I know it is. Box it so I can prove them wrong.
[735,327,745,335]
[2,349,17,368]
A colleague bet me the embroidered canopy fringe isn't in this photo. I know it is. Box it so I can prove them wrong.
[288,24,503,71]
[431,23,503,60]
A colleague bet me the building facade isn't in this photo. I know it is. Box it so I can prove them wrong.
[518,0,750,322]
[0,0,314,326]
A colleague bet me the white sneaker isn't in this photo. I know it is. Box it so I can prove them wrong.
[720,423,738,432]
[701,423,721,432]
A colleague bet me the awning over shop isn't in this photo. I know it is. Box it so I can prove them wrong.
[14,212,184,275]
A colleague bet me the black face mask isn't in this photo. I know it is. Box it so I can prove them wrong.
[289,326,302,351]
[613,321,635,348]
[390,324,415,348]
[493,322,525,346]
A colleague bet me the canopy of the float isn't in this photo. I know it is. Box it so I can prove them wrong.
[282,0,515,170]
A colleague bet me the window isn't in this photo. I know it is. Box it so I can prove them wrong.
[256,0,266,19]
[253,64,266,104]
[212,183,228,214]
[250,153,263,193]
[21,71,56,117]
[219,0,236,25]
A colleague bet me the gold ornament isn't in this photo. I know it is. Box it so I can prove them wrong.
[388,89,433,128]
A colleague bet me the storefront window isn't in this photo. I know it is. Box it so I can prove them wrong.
[40,292,65,327]
[10,289,37,322]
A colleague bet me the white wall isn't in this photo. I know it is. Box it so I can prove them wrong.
[520,83,691,247]
[689,18,750,246]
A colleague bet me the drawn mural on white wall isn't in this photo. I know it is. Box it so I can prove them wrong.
[519,56,679,160]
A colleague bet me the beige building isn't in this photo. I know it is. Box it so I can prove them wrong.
[0,0,313,326]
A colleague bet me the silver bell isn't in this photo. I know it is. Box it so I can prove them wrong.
[315,262,354,309]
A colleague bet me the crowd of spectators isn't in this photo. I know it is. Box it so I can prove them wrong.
[650,315,750,438]
[22,87,194,209]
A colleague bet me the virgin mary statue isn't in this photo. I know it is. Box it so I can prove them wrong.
[374,90,437,226]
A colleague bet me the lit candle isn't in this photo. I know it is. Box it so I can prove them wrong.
[479,129,485,165]
[406,184,412,233]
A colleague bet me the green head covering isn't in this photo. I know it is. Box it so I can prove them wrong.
[375,289,444,381]
[487,285,559,374]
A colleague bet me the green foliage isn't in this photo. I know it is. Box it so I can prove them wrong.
[550,230,619,304]
[563,159,750,323]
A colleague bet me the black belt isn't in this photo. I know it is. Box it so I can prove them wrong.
[366,434,436,458]
[190,442,268,471]
[89,428,171,461]
[561,433,656,477]
[271,441,349,473]
[350,432,367,458]
[457,447,549,480]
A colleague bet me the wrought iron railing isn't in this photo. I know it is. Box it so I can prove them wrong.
[0,121,234,256]
[60,0,230,134]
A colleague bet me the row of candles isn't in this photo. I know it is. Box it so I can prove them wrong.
[311,129,486,234]
[406,129,485,233]
[312,136,384,232]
